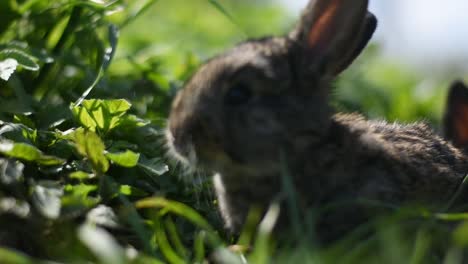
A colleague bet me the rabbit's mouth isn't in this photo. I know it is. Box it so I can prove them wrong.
[167,129,282,180]
[166,126,239,172]
[192,140,248,172]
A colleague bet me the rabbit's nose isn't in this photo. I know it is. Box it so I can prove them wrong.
[169,119,196,157]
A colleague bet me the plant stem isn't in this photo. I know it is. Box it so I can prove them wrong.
[35,6,83,100]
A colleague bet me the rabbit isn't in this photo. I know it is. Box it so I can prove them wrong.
[443,80,468,153]
[166,0,468,241]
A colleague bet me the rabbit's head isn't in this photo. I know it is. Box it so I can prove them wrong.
[167,0,377,176]
[444,80,468,152]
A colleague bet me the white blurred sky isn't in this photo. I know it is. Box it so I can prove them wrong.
[280,0,468,74]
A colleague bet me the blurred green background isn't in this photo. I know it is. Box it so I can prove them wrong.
[112,0,459,124]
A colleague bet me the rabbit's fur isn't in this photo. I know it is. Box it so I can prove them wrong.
[167,0,468,240]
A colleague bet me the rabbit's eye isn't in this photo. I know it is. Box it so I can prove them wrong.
[225,83,252,106]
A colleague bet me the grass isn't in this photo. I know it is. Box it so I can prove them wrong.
[0,0,468,263]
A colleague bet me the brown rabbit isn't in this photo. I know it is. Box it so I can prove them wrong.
[166,0,468,241]
[444,80,468,153]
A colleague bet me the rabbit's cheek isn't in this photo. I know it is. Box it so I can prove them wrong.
[165,129,195,166]
[244,108,282,134]
[193,144,228,170]
[224,109,282,158]
[167,112,207,166]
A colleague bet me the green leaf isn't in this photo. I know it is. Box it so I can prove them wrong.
[86,205,119,228]
[105,150,140,168]
[0,41,53,64]
[21,129,37,145]
[0,49,39,71]
[32,182,63,219]
[0,58,18,81]
[65,184,98,197]
[71,99,132,133]
[0,197,30,218]
[62,184,99,210]
[453,222,468,246]
[119,185,148,197]
[117,114,150,129]
[0,141,40,161]
[0,247,34,264]
[138,157,168,176]
[106,99,131,115]
[0,158,24,185]
[71,100,98,131]
[106,99,131,130]
[78,224,126,264]
[69,171,93,180]
[77,110,96,131]
[36,155,67,166]
[0,141,65,165]
[0,122,35,144]
[90,105,105,130]
[13,114,35,129]
[73,129,109,174]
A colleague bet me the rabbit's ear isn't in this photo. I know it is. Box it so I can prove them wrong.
[443,80,468,149]
[332,12,377,75]
[290,0,372,76]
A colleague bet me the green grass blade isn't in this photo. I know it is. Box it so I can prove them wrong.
[120,0,161,29]
[136,197,222,246]
[164,216,188,259]
[193,231,206,264]
[154,215,186,264]
[75,24,119,106]
[207,0,246,37]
